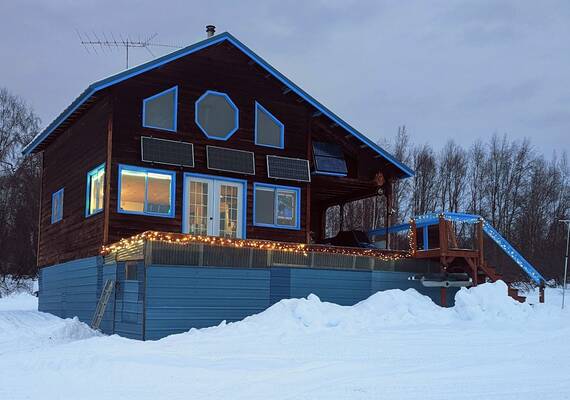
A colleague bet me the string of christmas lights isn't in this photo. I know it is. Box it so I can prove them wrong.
[101,230,411,261]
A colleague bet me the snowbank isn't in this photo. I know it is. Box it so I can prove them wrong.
[1,282,569,400]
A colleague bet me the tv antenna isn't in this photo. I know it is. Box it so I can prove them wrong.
[77,31,183,69]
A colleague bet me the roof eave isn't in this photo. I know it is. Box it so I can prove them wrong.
[22,32,414,178]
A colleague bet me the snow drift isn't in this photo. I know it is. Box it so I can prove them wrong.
[1,281,569,400]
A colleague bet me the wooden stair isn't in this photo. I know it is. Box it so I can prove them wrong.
[478,261,526,303]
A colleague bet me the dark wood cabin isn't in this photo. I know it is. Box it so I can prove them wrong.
[24,31,414,268]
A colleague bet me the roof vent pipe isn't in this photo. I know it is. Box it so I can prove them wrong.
[206,25,216,38]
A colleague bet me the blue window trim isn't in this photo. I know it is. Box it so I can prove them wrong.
[142,86,178,132]
[51,188,64,224]
[117,164,176,218]
[194,90,239,141]
[253,182,301,230]
[85,163,106,218]
[254,101,284,149]
[182,172,247,238]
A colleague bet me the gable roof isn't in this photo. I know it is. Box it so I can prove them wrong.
[23,32,414,178]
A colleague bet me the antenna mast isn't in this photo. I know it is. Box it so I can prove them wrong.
[77,31,182,69]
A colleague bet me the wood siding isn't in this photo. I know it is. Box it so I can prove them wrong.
[38,100,110,266]
[107,43,311,244]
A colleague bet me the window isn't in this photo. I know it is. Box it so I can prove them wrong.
[142,86,178,132]
[253,183,300,230]
[312,141,348,176]
[118,165,176,218]
[255,102,284,148]
[125,262,138,280]
[195,90,239,140]
[51,188,64,224]
[86,163,105,217]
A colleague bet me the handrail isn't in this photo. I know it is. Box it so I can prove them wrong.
[368,211,546,285]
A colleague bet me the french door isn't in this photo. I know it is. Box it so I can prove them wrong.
[183,175,244,238]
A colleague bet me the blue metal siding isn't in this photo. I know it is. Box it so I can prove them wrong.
[98,263,117,335]
[269,267,291,305]
[145,266,270,340]
[371,271,458,306]
[38,256,101,321]
[288,268,372,306]
[113,262,144,340]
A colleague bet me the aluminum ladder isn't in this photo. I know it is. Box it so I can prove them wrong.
[91,279,115,330]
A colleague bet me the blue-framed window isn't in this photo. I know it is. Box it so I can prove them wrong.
[255,102,284,149]
[142,86,178,132]
[195,90,239,140]
[51,188,64,224]
[253,183,300,230]
[118,164,176,218]
[85,163,105,217]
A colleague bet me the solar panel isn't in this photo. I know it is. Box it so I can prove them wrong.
[141,137,194,167]
[312,141,347,175]
[206,146,255,175]
[313,141,344,158]
[267,155,311,182]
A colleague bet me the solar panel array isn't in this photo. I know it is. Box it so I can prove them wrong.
[267,155,311,182]
[207,146,255,175]
[141,137,194,167]
[312,141,347,175]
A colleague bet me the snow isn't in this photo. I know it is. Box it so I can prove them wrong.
[1,281,569,400]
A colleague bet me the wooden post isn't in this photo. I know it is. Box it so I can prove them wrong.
[477,221,484,265]
[440,287,447,307]
[439,216,448,256]
[103,110,113,245]
[410,220,417,256]
[385,181,393,250]
[539,281,545,303]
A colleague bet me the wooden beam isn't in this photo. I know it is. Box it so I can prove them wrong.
[102,109,113,245]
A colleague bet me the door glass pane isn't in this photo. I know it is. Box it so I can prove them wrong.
[120,170,146,212]
[188,181,209,235]
[147,172,172,214]
[218,184,239,238]
[276,189,297,227]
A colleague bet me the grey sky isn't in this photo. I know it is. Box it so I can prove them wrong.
[1,0,569,156]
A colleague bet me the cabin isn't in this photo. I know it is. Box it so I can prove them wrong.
[25,28,545,340]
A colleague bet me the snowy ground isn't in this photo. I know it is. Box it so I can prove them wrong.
[1,283,569,400]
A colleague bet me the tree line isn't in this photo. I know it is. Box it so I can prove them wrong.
[333,126,569,282]
[0,87,41,289]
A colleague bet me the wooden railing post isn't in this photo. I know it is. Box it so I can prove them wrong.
[410,220,417,256]
[477,220,484,265]
[439,216,448,256]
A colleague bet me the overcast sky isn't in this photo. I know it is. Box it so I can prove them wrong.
[1,0,569,156]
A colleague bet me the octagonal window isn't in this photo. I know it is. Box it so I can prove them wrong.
[195,90,239,140]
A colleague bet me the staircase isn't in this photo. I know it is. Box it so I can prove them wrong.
[477,260,526,302]
[372,212,545,303]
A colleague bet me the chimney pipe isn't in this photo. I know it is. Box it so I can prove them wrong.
[206,25,216,38]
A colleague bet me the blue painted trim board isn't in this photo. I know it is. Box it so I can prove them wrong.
[22,32,413,178]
